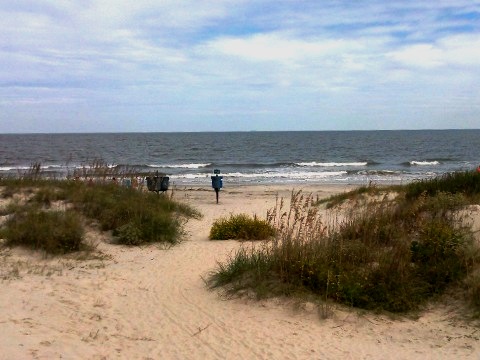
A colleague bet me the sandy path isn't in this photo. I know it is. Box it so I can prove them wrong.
[1,184,479,359]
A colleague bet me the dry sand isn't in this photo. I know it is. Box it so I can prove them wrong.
[1,184,479,360]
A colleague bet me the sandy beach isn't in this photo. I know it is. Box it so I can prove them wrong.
[1,183,479,360]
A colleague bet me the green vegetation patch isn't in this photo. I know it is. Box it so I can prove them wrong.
[2,206,85,254]
[209,213,275,240]
[405,170,480,200]
[1,177,201,250]
[208,174,480,314]
[70,182,200,245]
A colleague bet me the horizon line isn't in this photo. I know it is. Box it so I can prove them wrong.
[2,128,480,135]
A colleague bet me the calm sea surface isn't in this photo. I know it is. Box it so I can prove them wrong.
[1,130,479,185]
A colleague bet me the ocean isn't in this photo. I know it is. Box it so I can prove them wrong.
[1,130,479,186]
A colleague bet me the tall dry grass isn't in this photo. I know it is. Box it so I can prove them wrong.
[0,162,200,251]
[209,176,480,314]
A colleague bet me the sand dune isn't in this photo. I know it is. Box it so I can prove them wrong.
[1,184,479,359]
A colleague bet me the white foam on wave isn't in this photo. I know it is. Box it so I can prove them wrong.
[0,166,30,171]
[148,163,211,169]
[73,164,117,170]
[0,164,64,171]
[410,161,440,166]
[174,171,347,180]
[296,162,367,167]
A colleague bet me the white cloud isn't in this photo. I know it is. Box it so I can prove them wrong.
[439,34,480,66]
[1,1,480,132]
[388,44,444,68]
[204,33,358,63]
[388,34,480,69]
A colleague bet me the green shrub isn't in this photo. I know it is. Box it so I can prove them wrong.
[209,213,275,240]
[113,222,144,246]
[65,182,199,245]
[2,207,85,254]
[113,211,181,246]
[412,220,468,290]
[0,177,200,248]
[208,188,479,313]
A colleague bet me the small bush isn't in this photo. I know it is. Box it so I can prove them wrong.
[67,182,199,245]
[209,214,275,240]
[412,219,469,292]
[113,222,144,246]
[113,212,181,246]
[2,207,85,254]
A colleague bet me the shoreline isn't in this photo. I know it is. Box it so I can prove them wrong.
[1,183,480,359]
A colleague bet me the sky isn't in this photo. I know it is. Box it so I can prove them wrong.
[1,0,480,133]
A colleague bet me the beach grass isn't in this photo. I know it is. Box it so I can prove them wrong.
[209,213,275,240]
[208,171,480,314]
[0,172,200,251]
[68,181,200,245]
[405,170,480,200]
[2,205,85,254]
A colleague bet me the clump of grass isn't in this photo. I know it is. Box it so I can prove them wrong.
[405,170,480,200]
[1,173,201,249]
[208,183,480,314]
[209,213,275,240]
[31,185,67,207]
[2,206,85,254]
[70,182,200,245]
[112,210,182,246]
